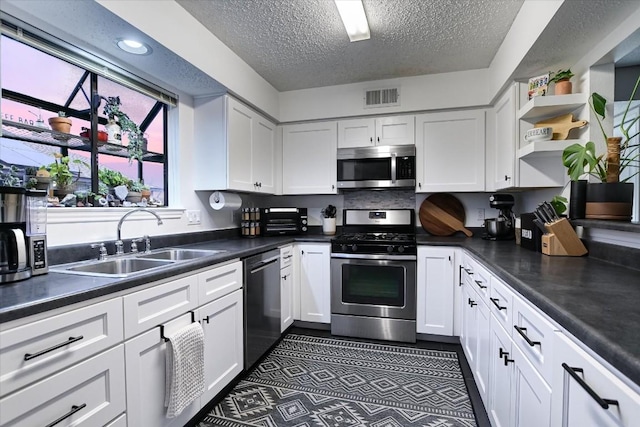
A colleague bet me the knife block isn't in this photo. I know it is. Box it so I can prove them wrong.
[541,218,587,256]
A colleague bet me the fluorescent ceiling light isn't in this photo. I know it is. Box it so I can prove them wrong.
[334,0,370,42]
[116,38,152,55]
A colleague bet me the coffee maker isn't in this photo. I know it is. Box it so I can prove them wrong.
[0,187,31,282]
[483,193,515,240]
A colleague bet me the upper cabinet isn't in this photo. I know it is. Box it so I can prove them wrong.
[415,110,485,192]
[282,121,338,194]
[194,95,275,193]
[337,115,415,148]
[492,83,518,190]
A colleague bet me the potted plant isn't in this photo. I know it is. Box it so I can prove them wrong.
[102,96,145,161]
[321,204,337,235]
[48,111,72,134]
[126,179,144,203]
[562,75,639,221]
[550,69,574,95]
[140,182,151,201]
[47,153,89,198]
[0,164,22,187]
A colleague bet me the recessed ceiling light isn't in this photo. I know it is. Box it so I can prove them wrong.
[116,38,152,55]
[334,0,370,42]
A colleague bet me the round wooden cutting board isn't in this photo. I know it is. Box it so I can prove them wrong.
[419,193,473,237]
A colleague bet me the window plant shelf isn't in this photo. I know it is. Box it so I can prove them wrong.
[1,120,164,163]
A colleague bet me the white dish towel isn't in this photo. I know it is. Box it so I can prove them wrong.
[164,321,205,418]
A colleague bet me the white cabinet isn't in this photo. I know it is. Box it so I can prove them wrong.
[416,246,455,336]
[194,95,276,193]
[198,289,244,405]
[488,317,513,427]
[337,115,415,148]
[552,332,640,427]
[510,342,552,427]
[282,121,337,194]
[415,109,485,192]
[493,83,518,190]
[297,243,331,323]
[280,244,294,332]
[460,281,490,405]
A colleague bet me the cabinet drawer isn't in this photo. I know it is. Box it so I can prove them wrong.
[0,345,126,427]
[0,298,123,397]
[123,275,198,338]
[489,276,515,334]
[198,260,243,306]
[105,413,127,427]
[512,295,558,384]
[552,332,640,427]
[463,256,491,303]
[280,245,294,269]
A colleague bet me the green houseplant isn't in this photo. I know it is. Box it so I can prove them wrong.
[47,153,89,197]
[102,96,145,162]
[550,69,575,95]
[562,74,639,220]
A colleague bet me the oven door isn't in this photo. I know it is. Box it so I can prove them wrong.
[331,254,416,320]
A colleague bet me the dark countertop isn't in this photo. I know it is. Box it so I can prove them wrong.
[2,233,639,388]
[418,235,640,387]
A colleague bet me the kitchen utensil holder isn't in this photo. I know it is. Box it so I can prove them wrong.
[541,218,587,256]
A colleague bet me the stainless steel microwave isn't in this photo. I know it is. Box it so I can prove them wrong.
[337,145,416,189]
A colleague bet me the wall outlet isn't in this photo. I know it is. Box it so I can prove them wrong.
[476,208,485,221]
[186,210,201,225]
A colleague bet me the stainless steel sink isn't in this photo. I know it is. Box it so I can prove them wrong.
[136,248,226,261]
[51,257,175,278]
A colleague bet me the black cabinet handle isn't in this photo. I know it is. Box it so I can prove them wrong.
[514,326,541,347]
[474,280,487,289]
[24,335,84,361]
[458,265,464,286]
[562,363,619,409]
[468,298,477,307]
[499,347,509,359]
[490,298,507,311]
[370,137,373,143]
[504,355,514,366]
[45,403,86,427]
[464,268,473,275]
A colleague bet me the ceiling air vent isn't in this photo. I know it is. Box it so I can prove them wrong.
[364,87,400,109]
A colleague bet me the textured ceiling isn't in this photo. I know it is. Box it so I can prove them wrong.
[176,0,525,91]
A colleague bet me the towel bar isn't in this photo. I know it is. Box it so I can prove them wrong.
[159,311,196,342]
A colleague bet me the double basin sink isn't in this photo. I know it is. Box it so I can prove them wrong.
[50,248,226,278]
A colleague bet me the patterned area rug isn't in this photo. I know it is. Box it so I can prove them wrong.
[198,334,477,427]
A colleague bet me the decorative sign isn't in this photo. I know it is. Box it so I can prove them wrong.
[528,74,549,100]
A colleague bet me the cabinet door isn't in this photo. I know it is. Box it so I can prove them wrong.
[227,98,255,192]
[415,110,485,192]
[338,118,375,148]
[510,343,552,427]
[198,289,244,405]
[252,116,276,193]
[494,84,518,189]
[298,243,331,323]
[376,115,415,146]
[282,122,337,194]
[475,296,491,406]
[281,264,294,332]
[416,247,454,335]
[488,317,513,427]
[461,284,477,367]
[124,313,200,427]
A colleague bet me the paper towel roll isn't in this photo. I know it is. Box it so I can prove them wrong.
[209,191,242,211]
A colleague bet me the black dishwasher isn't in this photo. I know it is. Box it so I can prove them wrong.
[243,249,281,369]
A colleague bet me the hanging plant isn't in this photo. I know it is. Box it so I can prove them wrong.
[101,96,145,162]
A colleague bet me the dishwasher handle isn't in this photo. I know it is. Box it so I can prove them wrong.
[249,256,280,274]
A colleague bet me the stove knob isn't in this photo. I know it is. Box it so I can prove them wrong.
[341,244,348,252]
[351,244,358,252]
[398,246,405,253]
[387,245,394,253]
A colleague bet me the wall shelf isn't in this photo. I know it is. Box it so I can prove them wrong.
[1,121,164,163]
[517,139,584,159]
[518,93,588,121]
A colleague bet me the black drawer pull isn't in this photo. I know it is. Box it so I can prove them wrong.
[514,326,541,347]
[24,335,84,361]
[499,347,509,359]
[504,355,514,366]
[464,268,473,275]
[490,298,507,311]
[474,280,487,289]
[45,403,86,427]
[562,363,619,409]
[468,298,477,307]
[458,265,464,286]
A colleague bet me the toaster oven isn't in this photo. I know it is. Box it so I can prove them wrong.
[261,208,308,236]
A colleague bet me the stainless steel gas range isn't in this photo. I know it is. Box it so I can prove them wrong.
[330,209,417,343]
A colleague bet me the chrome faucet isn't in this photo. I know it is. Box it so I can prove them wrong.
[116,208,163,254]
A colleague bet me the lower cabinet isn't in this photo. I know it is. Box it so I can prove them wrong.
[297,243,331,323]
[416,246,455,335]
[281,263,294,331]
[551,332,640,427]
[461,282,491,405]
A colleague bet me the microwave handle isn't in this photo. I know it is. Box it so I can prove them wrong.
[391,152,397,184]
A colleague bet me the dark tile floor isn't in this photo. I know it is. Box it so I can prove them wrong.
[191,327,491,427]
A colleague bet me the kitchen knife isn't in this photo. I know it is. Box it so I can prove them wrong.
[544,201,560,221]
[536,204,551,223]
[542,202,558,223]
[532,218,547,234]
[533,209,547,225]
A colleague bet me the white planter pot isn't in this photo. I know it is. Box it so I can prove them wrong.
[322,217,336,235]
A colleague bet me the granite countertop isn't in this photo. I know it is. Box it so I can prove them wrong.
[1,233,639,387]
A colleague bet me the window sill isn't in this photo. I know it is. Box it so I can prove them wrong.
[572,219,640,234]
[46,207,185,224]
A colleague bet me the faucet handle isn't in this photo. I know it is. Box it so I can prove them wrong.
[131,238,144,253]
[90,243,108,260]
[143,235,151,253]
[115,240,124,255]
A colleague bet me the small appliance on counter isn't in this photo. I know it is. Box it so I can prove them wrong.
[26,190,48,275]
[483,193,515,240]
[0,187,32,283]
[260,207,308,236]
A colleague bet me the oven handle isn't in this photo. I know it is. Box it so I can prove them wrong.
[331,253,416,261]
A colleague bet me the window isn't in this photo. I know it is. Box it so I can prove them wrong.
[0,28,171,206]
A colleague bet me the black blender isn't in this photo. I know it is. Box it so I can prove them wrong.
[483,193,515,240]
